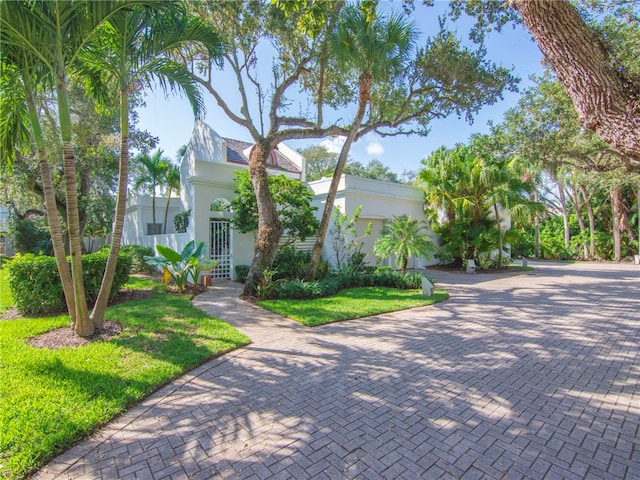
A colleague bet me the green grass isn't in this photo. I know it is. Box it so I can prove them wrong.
[509,263,535,272]
[0,277,249,480]
[0,259,14,313]
[259,287,449,327]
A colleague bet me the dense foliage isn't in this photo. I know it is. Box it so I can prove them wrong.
[272,267,427,301]
[231,170,319,244]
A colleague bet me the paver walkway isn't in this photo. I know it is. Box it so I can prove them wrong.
[34,262,640,479]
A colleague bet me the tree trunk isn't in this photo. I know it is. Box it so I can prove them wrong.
[241,141,284,296]
[534,190,540,258]
[557,179,571,250]
[569,184,588,259]
[637,186,640,256]
[151,189,156,228]
[493,202,504,266]
[24,80,76,323]
[91,89,130,327]
[580,184,596,259]
[305,73,371,281]
[57,73,92,337]
[163,188,172,235]
[611,184,622,262]
[512,0,640,163]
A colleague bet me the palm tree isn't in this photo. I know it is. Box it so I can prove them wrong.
[306,6,418,280]
[162,163,181,235]
[417,145,466,224]
[1,0,136,336]
[0,49,77,322]
[374,215,435,275]
[81,4,222,326]
[133,149,170,232]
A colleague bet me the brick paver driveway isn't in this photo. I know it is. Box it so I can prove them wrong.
[35,262,639,479]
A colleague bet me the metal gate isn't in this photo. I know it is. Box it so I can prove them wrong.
[210,219,231,279]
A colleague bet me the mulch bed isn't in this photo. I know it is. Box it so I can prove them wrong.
[28,321,123,350]
[3,281,211,350]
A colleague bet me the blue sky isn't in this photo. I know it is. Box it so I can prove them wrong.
[137,2,545,174]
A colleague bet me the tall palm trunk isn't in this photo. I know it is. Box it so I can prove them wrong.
[242,142,284,296]
[151,189,157,227]
[56,68,92,336]
[91,88,129,327]
[580,184,596,259]
[24,81,76,323]
[305,72,371,281]
[163,189,172,234]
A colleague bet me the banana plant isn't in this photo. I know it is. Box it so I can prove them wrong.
[144,240,217,292]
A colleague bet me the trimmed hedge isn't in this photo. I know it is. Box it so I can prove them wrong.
[8,251,132,315]
[272,268,434,300]
[234,265,250,283]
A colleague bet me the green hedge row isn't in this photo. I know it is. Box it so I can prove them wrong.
[272,268,429,300]
[8,251,132,315]
[101,244,154,274]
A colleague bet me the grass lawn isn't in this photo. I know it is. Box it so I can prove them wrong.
[0,259,13,313]
[259,286,449,327]
[509,263,535,272]
[0,277,249,480]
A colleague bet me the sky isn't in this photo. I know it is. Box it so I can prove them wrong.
[136,2,545,175]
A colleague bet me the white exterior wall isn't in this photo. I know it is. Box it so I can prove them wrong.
[124,121,302,278]
[310,175,438,270]
[122,196,184,246]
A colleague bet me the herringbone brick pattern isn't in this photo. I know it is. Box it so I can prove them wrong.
[34,262,640,479]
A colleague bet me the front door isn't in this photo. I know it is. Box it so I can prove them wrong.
[210,219,231,279]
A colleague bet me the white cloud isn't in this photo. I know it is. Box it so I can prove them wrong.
[366,140,384,156]
[320,136,346,154]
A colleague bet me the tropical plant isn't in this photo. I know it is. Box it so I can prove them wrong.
[81,2,222,326]
[231,171,319,245]
[144,240,217,293]
[374,215,435,275]
[174,210,190,233]
[162,163,181,234]
[306,6,418,279]
[132,149,171,231]
[0,0,142,336]
[330,205,372,272]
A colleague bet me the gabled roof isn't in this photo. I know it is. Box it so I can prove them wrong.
[223,137,301,174]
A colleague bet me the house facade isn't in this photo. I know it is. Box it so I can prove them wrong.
[122,121,437,279]
[123,120,305,279]
[309,175,438,270]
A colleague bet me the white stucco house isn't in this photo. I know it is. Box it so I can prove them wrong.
[122,121,437,279]
[309,175,436,270]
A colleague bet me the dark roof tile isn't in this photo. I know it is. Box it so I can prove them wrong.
[222,137,301,173]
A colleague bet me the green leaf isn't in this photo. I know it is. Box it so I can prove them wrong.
[156,244,181,263]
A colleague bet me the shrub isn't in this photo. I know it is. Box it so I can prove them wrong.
[402,272,424,289]
[8,251,132,315]
[235,265,250,283]
[9,216,52,255]
[274,268,429,300]
[101,244,154,274]
[174,210,190,233]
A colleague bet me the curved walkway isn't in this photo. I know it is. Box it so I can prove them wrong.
[35,262,640,479]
